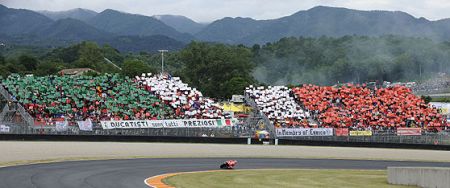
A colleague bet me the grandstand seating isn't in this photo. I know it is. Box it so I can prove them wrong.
[1,74,173,123]
[136,74,223,119]
[245,85,311,127]
[0,73,446,131]
[293,84,445,129]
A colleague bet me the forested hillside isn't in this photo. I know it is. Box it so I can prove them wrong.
[2,35,450,98]
[252,36,450,85]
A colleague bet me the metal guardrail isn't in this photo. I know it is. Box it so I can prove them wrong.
[0,84,35,126]
[2,122,450,146]
[244,93,276,137]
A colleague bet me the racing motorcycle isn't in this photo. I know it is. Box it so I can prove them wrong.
[220,160,237,169]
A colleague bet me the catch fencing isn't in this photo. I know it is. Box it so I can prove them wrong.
[277,132,450,146]
[2,123,450,146]
[0,122,254,138]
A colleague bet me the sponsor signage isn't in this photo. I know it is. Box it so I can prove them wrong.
[349,130,372,136]
[276,128,333,137]
[100,119,235,129]
[397,128,421,136]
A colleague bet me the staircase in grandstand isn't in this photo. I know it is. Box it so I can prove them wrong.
[0,85,34,126]
[244,93,276,138]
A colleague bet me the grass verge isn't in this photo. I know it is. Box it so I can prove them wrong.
[164,169,416,188]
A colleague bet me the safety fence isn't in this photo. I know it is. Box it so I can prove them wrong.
[277,132,450,146]
[0,123,255,138]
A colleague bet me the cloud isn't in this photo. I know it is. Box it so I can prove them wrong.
[1,0,449,22]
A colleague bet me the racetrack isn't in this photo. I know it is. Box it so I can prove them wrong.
[1,158,450,188]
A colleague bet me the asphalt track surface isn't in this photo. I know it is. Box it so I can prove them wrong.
[1,158,450,188]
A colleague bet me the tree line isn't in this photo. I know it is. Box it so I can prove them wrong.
[1,35,450,99]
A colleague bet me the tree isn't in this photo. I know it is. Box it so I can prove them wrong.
[102,44,124,65]
[121,59,153,77]
[179,42,255,99]
[75,42,104,71]
[0,55,5,65]
[421,95,432,104]
[18,55,39,71]
[224,77,253,97]
[33,60,65,76]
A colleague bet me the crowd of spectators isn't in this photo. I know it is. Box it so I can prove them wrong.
[136,73,224,119]
[245,85,311,128]
[2,74,174,124]
[293,84,445,130]
[411,73,450,94]
[1,73,448,131]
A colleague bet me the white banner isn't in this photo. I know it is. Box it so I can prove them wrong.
[77,119,93,131]
[0,125,10,133]
[55,121,68,132]
[100,119,235,129]
[276,128,334,137]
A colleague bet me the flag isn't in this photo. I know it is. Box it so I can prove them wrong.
[55,120,68,132]
[216,119,233,126]
[96,86,102,97]
[78,119,93,131]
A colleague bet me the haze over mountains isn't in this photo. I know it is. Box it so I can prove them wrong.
[2,4,450,52]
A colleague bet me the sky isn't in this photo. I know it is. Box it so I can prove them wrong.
[1,0,450,23]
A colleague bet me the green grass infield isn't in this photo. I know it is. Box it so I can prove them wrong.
[164,169,416,188]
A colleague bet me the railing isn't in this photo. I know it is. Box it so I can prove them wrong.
[1,123,251,138]
[244,93,276,137]
[277,133,450,145]
[0,84,35,126]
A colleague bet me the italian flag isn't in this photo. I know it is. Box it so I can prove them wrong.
[216,119,232,126]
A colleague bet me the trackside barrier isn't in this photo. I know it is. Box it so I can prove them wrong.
[0,134,272,145]
[277,138,450,150]
[276,134,450,146]
[388,167,450,188]
[1,134,450,150]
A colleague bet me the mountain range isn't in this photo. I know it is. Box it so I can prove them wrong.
[2,4,450,52]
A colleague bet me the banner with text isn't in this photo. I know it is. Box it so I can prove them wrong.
[100,119,235,129]
[349,130,373,136]
[276,128,334,137]
[396,128,422,136]
[0,125,10,133]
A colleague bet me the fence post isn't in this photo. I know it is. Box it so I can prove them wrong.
[247,137,251,145]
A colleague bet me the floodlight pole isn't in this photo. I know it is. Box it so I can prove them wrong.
[158,50,168,75]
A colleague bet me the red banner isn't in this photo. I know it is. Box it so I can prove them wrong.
[335,128,349,136]
[397,128,421,136]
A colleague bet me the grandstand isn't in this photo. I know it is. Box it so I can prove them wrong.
[293,84,445,130]
[245,85,312,128]
[0,72,448,139]
[1,74,173,124]
[244,83,446,133]
[136,73,224,119]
